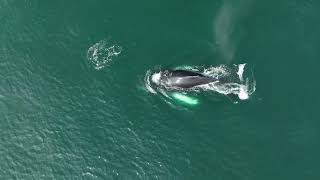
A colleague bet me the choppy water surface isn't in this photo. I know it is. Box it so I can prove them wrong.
[1,0,319,179]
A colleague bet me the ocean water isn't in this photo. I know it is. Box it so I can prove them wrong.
[1,0,319,179]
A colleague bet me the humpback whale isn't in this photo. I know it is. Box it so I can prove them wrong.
[147,64,255,101]
[151,69,219,89]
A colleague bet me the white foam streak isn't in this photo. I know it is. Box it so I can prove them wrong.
[237,63,246,81]
[144,70,157,94]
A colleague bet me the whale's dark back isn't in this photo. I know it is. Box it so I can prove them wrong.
[164,70,217,88]
[169,70,205,77]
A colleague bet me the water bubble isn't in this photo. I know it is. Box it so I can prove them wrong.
[87,40,122,70]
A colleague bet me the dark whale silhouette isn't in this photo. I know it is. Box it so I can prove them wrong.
[159,70,219,88]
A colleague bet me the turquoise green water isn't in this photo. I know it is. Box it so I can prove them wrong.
[1,0,319,179]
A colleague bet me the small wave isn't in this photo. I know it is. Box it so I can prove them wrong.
[87,40,122,70]
[144,70,157,94]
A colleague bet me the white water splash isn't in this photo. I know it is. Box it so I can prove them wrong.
[203,65,231,79]
[237,63,246,81]
[200,64,254,100]
[144,70,157,94]
[87,40,122,70]
[151,72,161,84]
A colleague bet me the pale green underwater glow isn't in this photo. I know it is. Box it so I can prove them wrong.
[171,92,199,105]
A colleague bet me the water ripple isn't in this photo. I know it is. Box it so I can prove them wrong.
[87,40,122,70]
